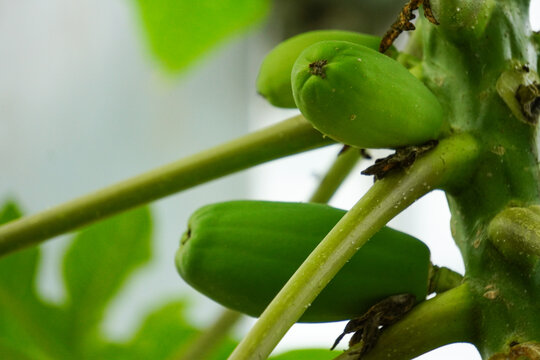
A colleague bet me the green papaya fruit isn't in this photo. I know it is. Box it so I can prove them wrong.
[176,200,430,323]
[256,30,392,108]
[292,40,447,149]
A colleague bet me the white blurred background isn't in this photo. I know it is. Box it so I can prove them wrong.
[1,1,539,359]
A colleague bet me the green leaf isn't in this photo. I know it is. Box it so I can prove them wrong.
[0,201,36,298]
[270,349,342,360]
[0,200,238,358]
[135,0,270,72]
[97,301,237,359]
[62,206,152,349]
[0,201,72,359]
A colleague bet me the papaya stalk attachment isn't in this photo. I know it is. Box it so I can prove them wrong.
[227,133,479,360]
[428,265,464,294]
[334,283,478,360]
[0,115,332,257]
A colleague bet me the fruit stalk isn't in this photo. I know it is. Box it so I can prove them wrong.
[0,115,331,257]
[309,147,362,203]
[174,309,242,360]
[227,134,479,360]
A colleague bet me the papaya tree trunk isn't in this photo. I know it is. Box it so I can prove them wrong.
[423,0,540,357]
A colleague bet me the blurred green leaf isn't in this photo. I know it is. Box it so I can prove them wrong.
[97,301,237,360]
[135,0,270,72]
[0,200,239,359]
[62,206,152,350]
[1,200,329,359]
[270,348,341,360]
[0,201,72,360]
[0,201,35,299]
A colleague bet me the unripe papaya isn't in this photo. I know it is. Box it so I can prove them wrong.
[292,40,447,149]
[256,30,391,108]
[176,200,430,323]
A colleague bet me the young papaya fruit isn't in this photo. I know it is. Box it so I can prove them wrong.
[176,200,430,323]
[256,30,392,109]
[292,40,447,149]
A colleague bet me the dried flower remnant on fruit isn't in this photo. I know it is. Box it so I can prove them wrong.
[331,294,416,357]
[309,60,328,78]
[515,82,540,124]
[379,0,439,53]
[361,140,438,180]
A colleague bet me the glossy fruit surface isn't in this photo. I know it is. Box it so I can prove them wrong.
[292,40,447,149]
[176,200,431,322]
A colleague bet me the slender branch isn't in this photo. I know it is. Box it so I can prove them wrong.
[228,134,479,360]
[173,309,243,360]
[309,147,362,204]
[334,283,478,360]
[0,115,332,257]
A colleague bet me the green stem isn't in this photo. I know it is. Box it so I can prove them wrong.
[173,309,242,360]
[309,147,362,204]
[334,283,478,360]
[0,115,332,257]
[428,265,464,294]
[228,134,480,360]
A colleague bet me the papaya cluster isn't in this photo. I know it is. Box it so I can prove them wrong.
[257,30,448,149]
[176,201,431,323]
[175,30,444,324]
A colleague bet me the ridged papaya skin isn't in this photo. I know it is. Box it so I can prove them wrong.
[176,200,430,323]
[292,40,447,149]
[256,30,390,109]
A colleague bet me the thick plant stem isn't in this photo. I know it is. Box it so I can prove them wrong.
[227,134,479,360]
[334,283,478,360]
[309,147,362,203]
[173,309,242,360]
[0,115,331,257]
[422,1,540,355]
